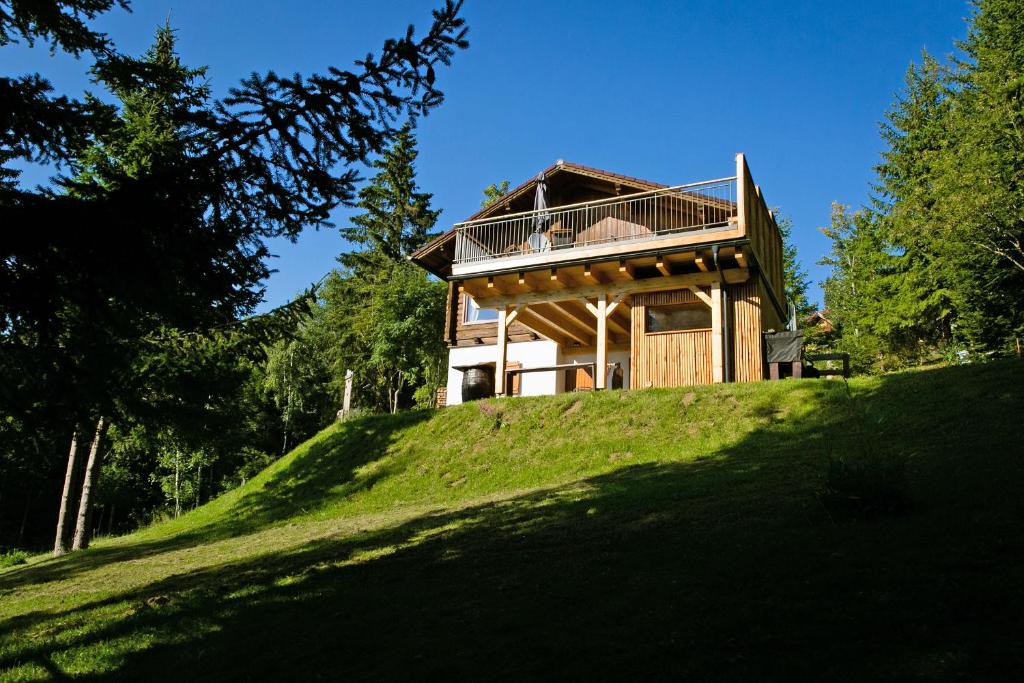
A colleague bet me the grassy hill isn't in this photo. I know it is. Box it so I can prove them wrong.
[2,362,1023,681]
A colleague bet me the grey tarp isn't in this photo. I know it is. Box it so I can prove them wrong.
[765,330,803,363]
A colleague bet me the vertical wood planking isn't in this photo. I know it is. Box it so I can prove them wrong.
[630,289,713,389]
[730,281,764,381]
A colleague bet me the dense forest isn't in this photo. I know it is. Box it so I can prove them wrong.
[2,0,1021,558]
[817,0,1024,371]
[1,0,467,554]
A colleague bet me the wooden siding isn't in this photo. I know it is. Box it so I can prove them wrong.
[738,155,786,321]
[630,289,713,388]
[730,280,764,382]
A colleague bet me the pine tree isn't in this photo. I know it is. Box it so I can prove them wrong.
[936,0,1024,351]
[871,53,959,355]
[340,122,441,269]
[326,125,446,412]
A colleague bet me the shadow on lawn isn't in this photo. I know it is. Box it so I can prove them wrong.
[4,364,1023,681]
[0,410,432,591]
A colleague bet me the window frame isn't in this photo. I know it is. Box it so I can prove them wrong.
[463,294,499,325]
[644,302,713,334]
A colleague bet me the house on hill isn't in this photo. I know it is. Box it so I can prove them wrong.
[411,155,788,405]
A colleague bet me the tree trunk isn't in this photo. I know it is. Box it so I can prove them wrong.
[71,417,107,551]
[53,428,81,557]
[18,491,33,546]
[194,464,202,509]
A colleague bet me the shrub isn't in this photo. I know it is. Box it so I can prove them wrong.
[1,549,29,568]
[823,449,910,518]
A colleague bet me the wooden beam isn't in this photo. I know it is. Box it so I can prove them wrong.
[580,293,628,336]
[723,268,749,284]
[687,285,712,307]
[694,254,709,273]
[513,308,568,345]
[520,305,593,344]
[518,271,527,287]
[582,263,601,285]
[479,270,741,309]
[549,267,568,288]
[548,301,598,336]
[618,259,636,280]
[605,313,628,337]
[734,248,747,269]
[711,282,723,383]
[655,256,671,277]
[505,304,523,327]
[606,292,626,318]
[459,279,490,300]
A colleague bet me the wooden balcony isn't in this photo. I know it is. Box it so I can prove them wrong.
[451,177,739,278]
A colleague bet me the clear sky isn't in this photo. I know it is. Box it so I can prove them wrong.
[7,0,971,310]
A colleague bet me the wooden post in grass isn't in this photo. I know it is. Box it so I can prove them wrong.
[342,369,353,418]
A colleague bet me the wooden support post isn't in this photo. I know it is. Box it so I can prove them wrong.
[596,294,608,390]
[711,281,723,383]
[495,306,509,396]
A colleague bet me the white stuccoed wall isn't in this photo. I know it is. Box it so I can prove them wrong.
[445,341,631,405]
[446,340,560,405]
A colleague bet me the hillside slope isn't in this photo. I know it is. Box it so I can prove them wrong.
[2,363,1023,681]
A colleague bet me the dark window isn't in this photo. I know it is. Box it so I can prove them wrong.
[645,303,712,333]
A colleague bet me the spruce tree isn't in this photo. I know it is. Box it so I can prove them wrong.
[340,122,441,269]
[874,53,957,352]
[325,125,446,412]
[937,0,1024,351]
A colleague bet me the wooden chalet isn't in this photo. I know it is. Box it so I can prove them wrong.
[411,155,788,405]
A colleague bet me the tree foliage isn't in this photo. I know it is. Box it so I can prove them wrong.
[0,1,467,549]
[820,0,1024,368]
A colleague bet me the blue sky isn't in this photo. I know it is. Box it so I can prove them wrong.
[7,0,970,310]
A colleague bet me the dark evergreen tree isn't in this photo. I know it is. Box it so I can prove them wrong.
[340,121,442,267]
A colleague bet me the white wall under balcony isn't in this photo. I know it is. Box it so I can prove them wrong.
[446,340,560,405]
[446,341,631,405]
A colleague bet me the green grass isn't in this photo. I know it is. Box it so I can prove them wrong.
[2,362,1023,681]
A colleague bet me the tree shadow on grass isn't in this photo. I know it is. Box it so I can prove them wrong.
[0,410,432,591]
[3,363,1023,681]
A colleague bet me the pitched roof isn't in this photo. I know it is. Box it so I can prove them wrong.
[410,161,668,277]
[463,160,666,223]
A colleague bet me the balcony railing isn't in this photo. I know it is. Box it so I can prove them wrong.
[453,177,737,266]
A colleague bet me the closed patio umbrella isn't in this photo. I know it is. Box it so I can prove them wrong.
[528,172,551,252]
